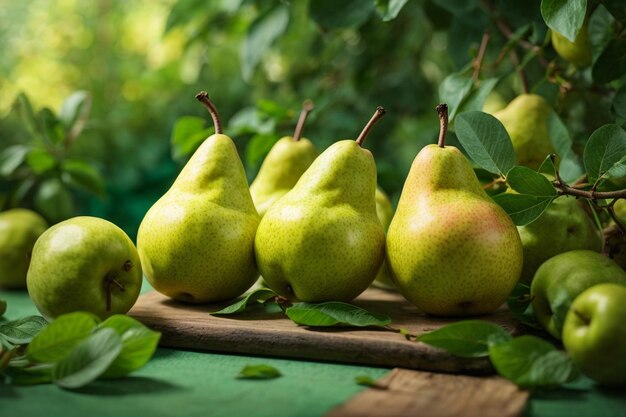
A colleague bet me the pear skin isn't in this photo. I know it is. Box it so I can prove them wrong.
[493,94,555,169]
[551,23,592,68]
[372,187,396,290]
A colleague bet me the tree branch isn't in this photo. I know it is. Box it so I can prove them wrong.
[472,31,491,80]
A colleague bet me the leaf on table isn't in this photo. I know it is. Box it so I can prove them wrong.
[418,320,512,358]
[285,302,391,327]
[212,288,278,316]
[237,364,281,380]
[0,316,48,345]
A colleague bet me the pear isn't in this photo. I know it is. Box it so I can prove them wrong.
[493,94,555,169]
[372,187,396,290]
[0,208,48,289]
[250,101,318,217]
[518,197,603,283]
[255,108,387,302]
[386,104,523,316]
[137,92,260,304]
[482,91,507,114]
[551,23,592,68]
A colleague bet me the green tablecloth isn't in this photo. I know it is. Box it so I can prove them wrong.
[1,286,625,417]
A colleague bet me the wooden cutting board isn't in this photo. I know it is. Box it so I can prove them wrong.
[129,287,523,374]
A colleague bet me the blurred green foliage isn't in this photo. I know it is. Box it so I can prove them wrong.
[0,0,624,238]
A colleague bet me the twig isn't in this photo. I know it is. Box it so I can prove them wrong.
[472,31,491,80]
[509,51,529,94]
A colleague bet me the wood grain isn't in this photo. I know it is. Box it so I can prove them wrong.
[129,287,524,374]
[326,368,529,417]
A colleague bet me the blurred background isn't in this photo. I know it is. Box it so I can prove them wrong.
[0,0,623,238]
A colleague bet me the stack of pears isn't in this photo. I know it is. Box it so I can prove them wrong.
[492,94,555,169]
[137,92,260,304]
[255,108,387,302]
[387,105,523,316]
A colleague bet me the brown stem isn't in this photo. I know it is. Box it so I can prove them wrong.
[472,31,491,80]
[195,91,223,134]
[483,177,507,190]
[384,325,418,341]
[436,104,448,148]
[292,100,314,142]
[607,201,626,235]
[553,182,626,200]
[123,260,133,272]
[509,51,529,94]
[356,107,386,147]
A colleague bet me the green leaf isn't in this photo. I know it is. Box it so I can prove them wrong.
[164,0,206,32]
[583,124,626,184]
[309,0,374,30]
[26,148,57,174]
[457,78,500,115]
[417,320,512,358]
[59,91,91,129]
[431,0,478,14]
[612,85,626,119]
[588,5,615,63]
[600,0,626,22]
[5,364,53,385]
[61,159,106,197]
[245,134,279,168]
[507,166,557,197]
[212,288,278,316]
[540,0,587,42]
[492,193,555,226]
[0,145,29,177]
[52,328,122,389]
[489,335,579,388]
[592,38,626,84]
[549,288,573,333]
[34,178,75,223]
[507,282,542,330]
[439,73,473,121]
[0,300,6,318]
[97,315,161,378]
[455,111,516,176]
[285,302,391,327]
[13,92,40,138]
[0,316,48,345]
[27,312,100,364]
[241,6,290,81]
[170,116,213,162]
[39,108,66,145]
[236,364,281,380]
[375,0,409,22]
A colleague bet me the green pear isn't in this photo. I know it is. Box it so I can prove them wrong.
[255,108,387,302]
[372,187,396,290]
[563,283,626,387]
[518,197,603,283]
[551,23,592,68]
[387,104,522,316]
[482,91,507,114]
[26,216,142,319]
[250,101,318,217]
[0,209,48,289]
[493,94,555,169]
[607,199,626,269]
[137,92,260,304]
[531,250,626,339]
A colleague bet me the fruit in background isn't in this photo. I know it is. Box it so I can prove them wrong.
[26,216,142,320]
[0,299,6,317]
[386,105,522,316]
[482,91,507,114]
[562,283,626,387]
[137,92,260,304]
[255,108,387,302]
[492,94,555,169]
[250,100,318,217]
[607,199,626,269]
[372,187,395,290]
[0,209,48,290]
[517,197,603,283]
[551,23,592,68]
[531,250,626,339]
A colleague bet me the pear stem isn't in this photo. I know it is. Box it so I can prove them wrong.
[195,91,223,134]
[356,106,386,147]
[436,104,448,148]
[292,100,315,142]
[104,275,126,312]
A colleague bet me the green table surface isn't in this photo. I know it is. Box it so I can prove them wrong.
[1,283,625,417]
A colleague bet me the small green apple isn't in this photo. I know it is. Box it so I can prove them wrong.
[563,283,626,386]
[0,208,48,289]
[27,216,142,320]
[531,250,626,339]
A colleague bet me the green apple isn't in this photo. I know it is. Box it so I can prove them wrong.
[531,250,626,339]
[0,209,48,289]
[563,283,626,386]
[27,216,142,320]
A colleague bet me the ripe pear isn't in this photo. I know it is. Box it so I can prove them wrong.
[493,94,555,169]
[386,104,523,316]
[250,101,318,217]
[372,187,396,290]
[255,108,387,302]
[551,23,592,68]
[137,92,260,304]
[0,209,48,289]
[531,250,626,339]
[518,197,603,283]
